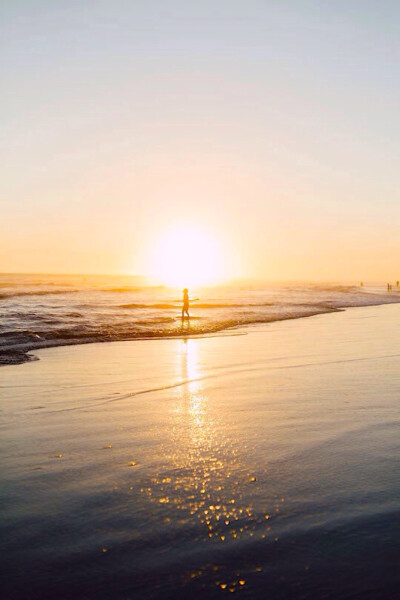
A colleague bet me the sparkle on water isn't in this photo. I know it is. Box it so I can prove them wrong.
[137,339,284,590]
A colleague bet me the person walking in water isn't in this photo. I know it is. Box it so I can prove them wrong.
[182,288,190,320]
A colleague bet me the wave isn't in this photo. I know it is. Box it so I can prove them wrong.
[309,284,360,292]
[100,285,165,293]
[120,303,178,309]
[135,317,176,325]
[0,285,165,300]
[0,289,81,300]
[120,302,274,309]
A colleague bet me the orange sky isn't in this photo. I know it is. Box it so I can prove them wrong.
[1,2,399,281]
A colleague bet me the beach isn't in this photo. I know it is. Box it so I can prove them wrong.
[1,303,400,599]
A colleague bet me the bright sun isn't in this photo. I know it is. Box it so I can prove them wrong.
[149,227,224,288]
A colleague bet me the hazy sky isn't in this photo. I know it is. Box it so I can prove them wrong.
[1,1,399,280]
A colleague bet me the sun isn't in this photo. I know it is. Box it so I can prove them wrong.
[149,227,224,288]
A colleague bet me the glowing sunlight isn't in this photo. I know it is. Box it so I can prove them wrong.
[148,227,224,288]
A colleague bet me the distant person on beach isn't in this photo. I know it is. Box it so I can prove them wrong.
[182,288,190,320]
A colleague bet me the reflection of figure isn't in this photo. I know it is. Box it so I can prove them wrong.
[182,288,190,320]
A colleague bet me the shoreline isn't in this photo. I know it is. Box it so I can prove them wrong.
[2,294,400,366]
[2,309,339,366]
[2,308,338,366]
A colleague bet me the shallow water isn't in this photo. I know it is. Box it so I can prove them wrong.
[1,273,399,365]
[1,304,399,598]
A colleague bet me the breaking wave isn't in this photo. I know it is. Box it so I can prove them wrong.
[0,289,81,300]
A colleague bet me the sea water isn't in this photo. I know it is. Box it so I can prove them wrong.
[1,273,399,365]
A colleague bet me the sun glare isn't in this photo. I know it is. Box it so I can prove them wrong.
[149,227,224,288]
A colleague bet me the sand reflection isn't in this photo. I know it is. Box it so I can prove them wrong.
[177,339,208,447]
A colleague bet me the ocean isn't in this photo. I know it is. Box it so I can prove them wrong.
[1,273,399,365]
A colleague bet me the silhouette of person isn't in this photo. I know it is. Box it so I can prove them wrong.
[182,288,190,320]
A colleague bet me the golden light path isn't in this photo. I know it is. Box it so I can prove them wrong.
[139,339,279,593]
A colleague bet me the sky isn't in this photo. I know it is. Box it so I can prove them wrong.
[1,0,399,281]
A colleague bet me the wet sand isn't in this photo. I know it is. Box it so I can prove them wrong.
[1,304,400,599]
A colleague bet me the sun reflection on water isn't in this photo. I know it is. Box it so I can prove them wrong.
[139,338,281,591]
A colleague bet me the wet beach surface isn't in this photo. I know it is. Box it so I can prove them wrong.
[1,304,400,599]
